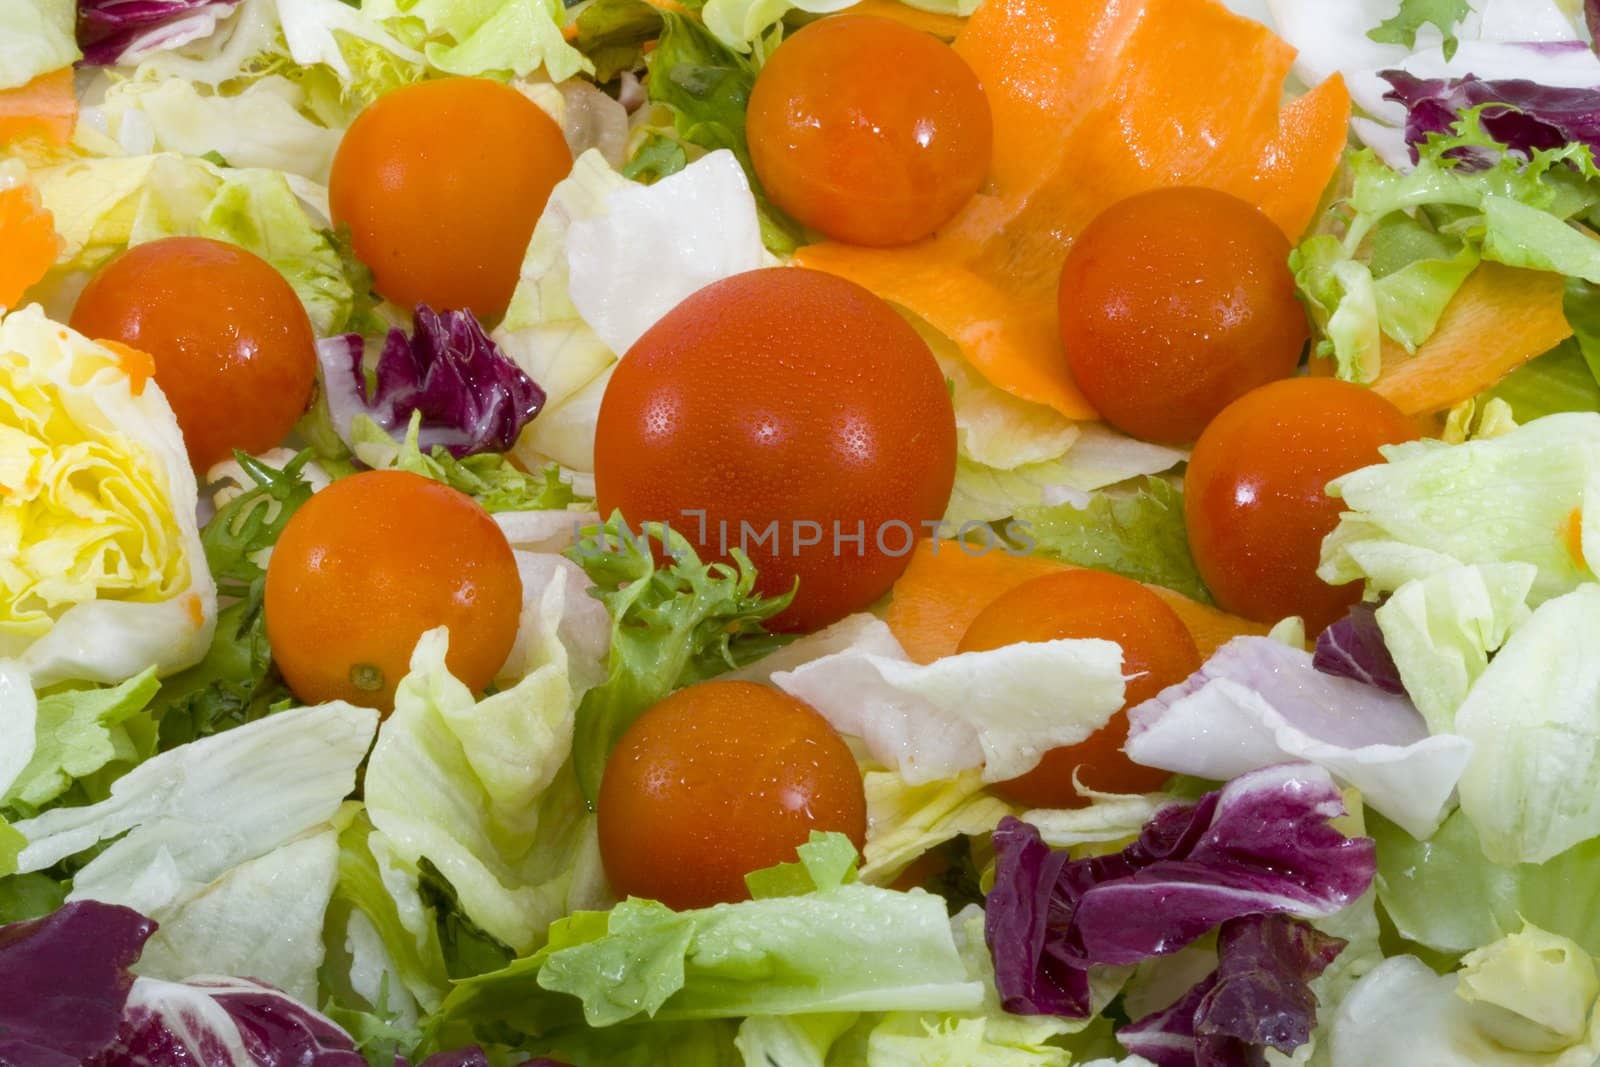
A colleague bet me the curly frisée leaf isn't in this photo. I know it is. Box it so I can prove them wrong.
[562,515,795,804]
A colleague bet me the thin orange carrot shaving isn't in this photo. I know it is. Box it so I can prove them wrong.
[795,0,1350,419]
[843,0,967,39]
[98,340,158,397]
[1565,507,1587,571]
[883,539,1268,665]
[0,68,77,146]
[0,182,60,309]
[1373,263,1572,416]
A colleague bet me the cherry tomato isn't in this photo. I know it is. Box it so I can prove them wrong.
[263,470,522,710]
[1057,187,1308,444]
[1185,378,1419,634]
[329,77,571,320]
[593,267,957,633]
[747,15,992,247]
[597,680,866,909]
[69,236,316,470]
[957,570,1199,807]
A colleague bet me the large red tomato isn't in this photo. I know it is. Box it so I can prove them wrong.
[593,267,957,632]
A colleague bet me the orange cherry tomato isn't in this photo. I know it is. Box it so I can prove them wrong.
[329,77,572,320]
[1057,187,1308,444]
[263,470,522,710]
[69,236,316,470]
[958,570,1200,808]
[747,14,992,246]
[1185,378,1420,635]
[593,267,957,633]
[597,680,866,909]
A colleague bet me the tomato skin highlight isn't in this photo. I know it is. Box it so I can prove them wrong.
[329,77,572,320]
[69,236,317,471]
[597,680,867,910]
[747,14,992,247]
[263,470,522,711]
[1057,187,1307,444]
[957,569,1199,808]
[593,267,957,633]
[1184,378,1420,635]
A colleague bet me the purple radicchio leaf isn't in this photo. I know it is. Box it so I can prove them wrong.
[1380,70,1600,162]
[0,900,155,1067]
[1313,602,1404,694]
[985,763,1374,1019]
[1117,914,1347,1067]
[317,305,545,459]
[87,974,496,1067]
[77,0,242,66]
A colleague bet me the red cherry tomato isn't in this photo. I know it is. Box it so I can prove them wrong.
[69,236,316,470]
[747,15,992,246]
[597,680,867,909]
[593,267,957,633]
[329,77,572,320]
[1058,187,1308,444]
[957,570,1199,807]
[264,470,523,711]
[1185,378,1420,634]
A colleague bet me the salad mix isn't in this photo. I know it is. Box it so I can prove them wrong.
[8,0,1600,1064]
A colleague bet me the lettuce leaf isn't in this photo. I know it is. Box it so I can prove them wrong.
[382,0,592,82]
[563,517,793,802]
[701,0,854,53]
[773,624,1126,786]
[1,306,217,687]
[1016,477,1209,603]
[1318,413,1600,603]
[0,0,78,91]
[1,668,159,813]
[1458,923,1600,1052]
[364,583,606,955]
[351,413,582,514]
[1366,0,1470,60]
[437,834,982,1038]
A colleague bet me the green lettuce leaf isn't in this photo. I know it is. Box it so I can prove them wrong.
[858,771,1013,886]
[1373,562,1534,733]
[1292,111,1600,383]
[2,668,160,812]
[701,0,855,53]
[363,579,606,954]
[1372,809,1600,959]
[1366,0,1470,59]
[1483,343,1600,421]
[1455,584,1600,864]
[404,0,594,82]
[1015,476,1210,603]
[1457,923,1600,1052]
[437,834,982,1037]
[574,0,663,82]
[34,155,356,335]
[562,516,794,803]
[0,869,65,923]
[0,0,77,91]
[1318,413,1600,603]
[350,413,583,513]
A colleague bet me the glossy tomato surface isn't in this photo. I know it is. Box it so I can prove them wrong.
[69,236,316,470]
[263,470,522,710]
[1185,378,1419,634]
[329,77,571,320]
[1058,187,1308,444]
[958,569,1199,807]
[597,680,866,909]
[593,267,957,633]
[747,15,992,246]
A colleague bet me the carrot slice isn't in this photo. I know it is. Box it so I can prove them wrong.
[0,181,59,309]
[795,0,1350,418]
[843,0,967,39]
[0,69,77,146]
[883,539,1269,664]
[1372,263,1572,416]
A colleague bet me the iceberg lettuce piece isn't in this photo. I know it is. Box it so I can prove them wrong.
[1,306,216,686]
[363,579,605,954]
[1456,584,1600,864]
[0,0,78,91]
[1458,923,1600,1053]
[773,629,1126,785]
[1,667,159,811]
[1319,413,1600,603]
[858,770,1015,886]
